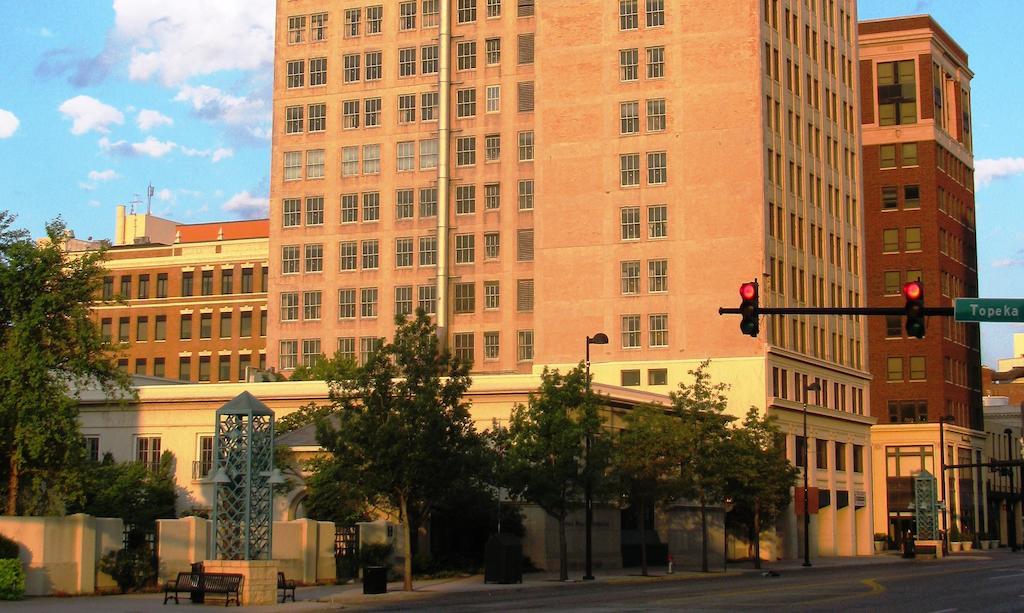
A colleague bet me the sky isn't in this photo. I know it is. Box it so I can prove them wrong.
[0,0,1021,366]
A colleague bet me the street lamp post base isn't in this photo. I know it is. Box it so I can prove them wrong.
[583,575,595,581]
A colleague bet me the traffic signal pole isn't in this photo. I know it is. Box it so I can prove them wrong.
[718,306,954,317]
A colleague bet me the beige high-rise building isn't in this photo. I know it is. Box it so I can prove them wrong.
[269,0,875,557]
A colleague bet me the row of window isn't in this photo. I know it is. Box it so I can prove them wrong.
[771,366,865,416]
[618,46,665,82]
[769,317,864,370]
[101,309,268,344]
[116,352,266,384]
[937,187,975,230]
[102,267,268,301]
[619,367,668,387]
[620,205,668,240]
[776,4,853,88]
[793,436,865,473]
[619,260,668,295]
[763,46,858,134]
[881,227,922,254]
[880,184,921,211]
[879,142,918,169]
[618,99,667,135]
[766,256,861,308]
[764,0,855,41]
[618,152,667,187]
[767,205,861,270]
[885,356,927,382]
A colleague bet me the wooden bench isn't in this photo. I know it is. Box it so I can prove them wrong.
[278,571,297,603]
[163,572,243,606]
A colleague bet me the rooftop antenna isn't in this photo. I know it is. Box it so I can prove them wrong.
[128,193,142,215]
[147,183,155,215]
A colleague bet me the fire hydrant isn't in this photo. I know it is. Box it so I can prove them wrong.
[667,554,674,574]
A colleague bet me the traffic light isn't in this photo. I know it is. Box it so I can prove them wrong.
[903,280,925,338]
[739,280,759,337]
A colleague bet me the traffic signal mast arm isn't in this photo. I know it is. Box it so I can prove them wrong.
[718,306,954,316]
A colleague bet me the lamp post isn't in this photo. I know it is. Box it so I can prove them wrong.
[938,415,955,550]
[1006,428,1018,552]
[802,380,821,567]
[583,332,608,581]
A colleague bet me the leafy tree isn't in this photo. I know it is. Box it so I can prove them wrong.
[277,402,338,436]
[71,451,178,528]
[672,361,735,572]
[502,365,610,581]
[0,215,127,515]
[312,310,482,591]
[288,350,357,382]
[724,408,797,568]
[611,404,686,576]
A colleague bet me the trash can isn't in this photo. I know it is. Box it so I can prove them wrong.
[902,531,916,559]
[363,566,388,594]
[484,534,523,584]
[190,562,205,603]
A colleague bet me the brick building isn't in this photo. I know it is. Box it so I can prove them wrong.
[858,16,981,429]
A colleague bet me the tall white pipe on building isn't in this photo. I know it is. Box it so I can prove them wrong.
[435,0,452,346]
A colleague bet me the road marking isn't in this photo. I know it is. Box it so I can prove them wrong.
[927,609,957,613]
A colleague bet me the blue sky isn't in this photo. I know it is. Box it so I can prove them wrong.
[0,1,1021,365]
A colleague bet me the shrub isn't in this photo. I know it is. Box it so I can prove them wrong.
[99,546,156,593]
[0,559,25,600]
[0,535,19,560]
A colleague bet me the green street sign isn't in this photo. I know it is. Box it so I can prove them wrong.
[954,298,1024,323]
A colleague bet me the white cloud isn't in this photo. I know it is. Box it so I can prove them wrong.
[0,109,19,138]
[173,84,269,140]
[221,191,268,219]
[211,147,233,162]
[99,135,177,158]
[88,200,102,208]
[992,258,1024,269]
[112,0,274,86]
[155,188,173,202]
[39,27,54,38]
[181,145,234,163]
[58,95,124,135]
[136,109,173,131]
[976,157,1024,188]
[88,169,120,182]
[78,182,97,191]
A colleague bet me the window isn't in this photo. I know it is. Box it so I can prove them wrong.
[303,291,322,320]
[487,0,501,17]
[136,316,148,342]
[284,106,303,135]
[517,330,534,361]
[485,134,501,161]
[621,261,641,295]
[118,316,129,342]
[397,94,417,124]
[620,153,641,186]
[620,101,640,135]
[341,147,359,177]
[365,51,382,80]
[882,228,899,253]
[646,46,665,79]
[216,311,231,338]
[454,333,475,365]
[337,338,355,362]
[400,1,417,30]
[199,313,212,339]
[518,131,534,161]
[283,198,301,227]
[646,0,665,27]
[419,187,438,217]
[885,315,902,338]
[305,243,324,272]
[646,98,666,131]
[815,439,828,470]
[620,48,639,81]
[877,60,916,126]
[881,186,898,210]
[457,42,477,71]
[484,183,501,209]
[484,232,501,259]
[343,54,360,82]
[518,34,534,65]
[649,314,668,347]
[457,136,476,166]
[886,357,903,381]
[361,239,379,269]
[395,286,413,316]
[647,204,667,238]
[281,292,299,321]
[621,206,640,239]
[909,356,926,381]
[421,92,439,121]
[853,445,864,473]
[101,318,112,342]
[905,227,922,251]
[286,60,304,88]
[419,236,437,265]
[458,0,477,23]
[284,245,301,273]
[834,441,847,471]
[138,274,150,299]
[240,269,252,294]
[367,5,383,33]
[362,144,381,174]
[901,142,918,166]
[484,86,501,115]
[399,47,417,77]
[342,100,359,129]
[154,315,166,341]
[485,280,500,309]
[484,332,500,360]
[620,0,639,30]
[649,259,667,292]
[420,138,439,169]
[486,38,501,65]
[178,357,191,381]
[360,337,382,364]
[364,97,381,127]
[240,311,252,337]
[102,276,113,300]
[621,314,641,348]
[904,185,920,209]
[305,196,324,226]
[647,151,667,184]
[309,58,327,86]
[454,282,476,313]
[341,194,358,223]
[310,12,328,41]
[456,185,476,215]
[397,141,415,171]
[879,144,896,169]
[306,149,324,179]
[884,271,901,295]
[648,368,668,385]
[287,15,306,44]
[396,189,415,219]
[419,285,437,314]
[517,229,534,261]
[201,270,213,295]
[137,436,162,471]
[280,340,298,370]
[344,8,360,37]
[457,88,477,118]
[119,275,131,298]
[455,234,475,263]
[338,289,356,319]
[621,369,641,386]
[518,179,534,210]
[361,288,379,318]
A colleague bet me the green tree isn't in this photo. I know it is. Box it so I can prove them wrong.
[724,408,797,568]
[611,404,686,576]
[312,311,482,591]
[288,350,357,382]
[672,361,735,572]
[502,365,610,581]
[0,215,127,515]
[72,451,178,528]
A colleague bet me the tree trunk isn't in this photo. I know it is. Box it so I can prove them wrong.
[700,493,708,572]
[639,499,648,576]
[6,455,18,515]
[400,494,413,592]
[753,497,761,570]
[558,514,568,581]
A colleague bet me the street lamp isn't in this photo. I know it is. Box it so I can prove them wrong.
[1006,428,1018,552]
[583,333,608,581]
[802,380,821,568]
[938,415,955,550]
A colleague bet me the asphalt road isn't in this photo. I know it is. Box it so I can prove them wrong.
[347,552,1024,612]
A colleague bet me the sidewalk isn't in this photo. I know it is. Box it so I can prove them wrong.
[0,550,996,612]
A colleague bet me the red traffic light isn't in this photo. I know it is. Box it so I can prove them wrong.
[740,282,758,301]
[902,281,922,301]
